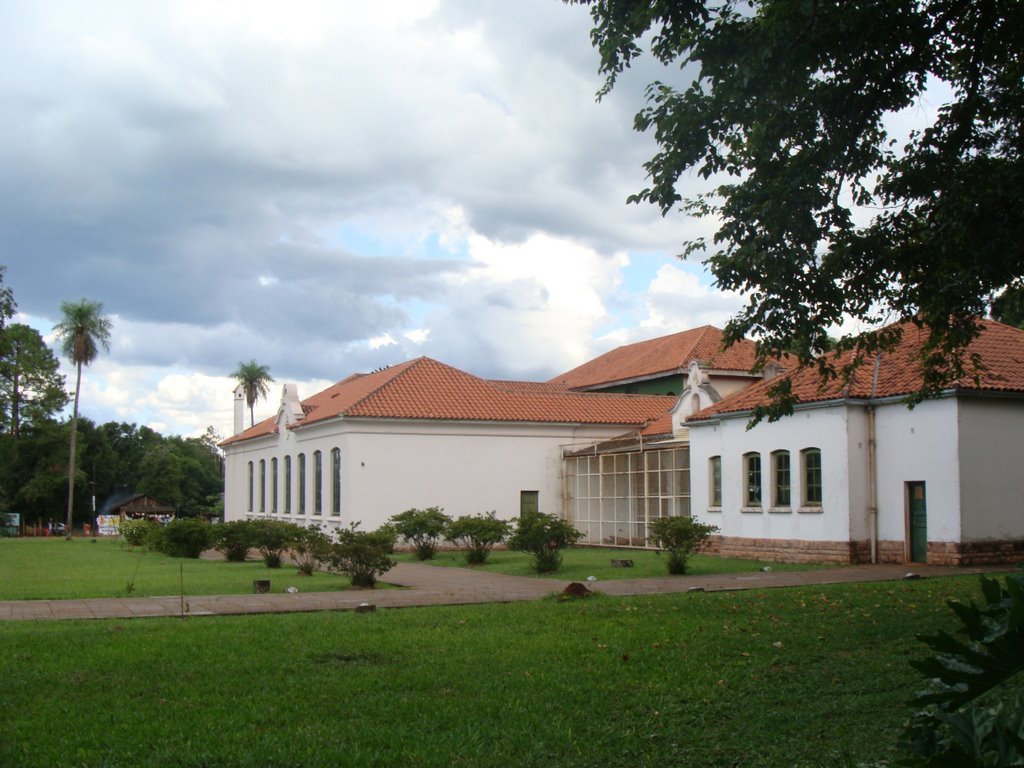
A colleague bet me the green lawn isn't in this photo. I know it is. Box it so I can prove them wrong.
[394,545,831,580]
[0,537,353,599]
[0,575,989,767]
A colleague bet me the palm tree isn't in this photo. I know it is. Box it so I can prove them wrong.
[232,359,274,427]
[54,299,112,538]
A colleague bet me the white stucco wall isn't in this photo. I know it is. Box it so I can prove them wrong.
[955,397,1024,540]
[688,405,856,543]
[873,398,961,543]
[223,418,639,533]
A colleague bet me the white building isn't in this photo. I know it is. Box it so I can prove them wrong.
[685,320,1024,565]
[220,357,674,532]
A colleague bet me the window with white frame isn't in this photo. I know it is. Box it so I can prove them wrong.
[247,461,254,512]
[284,456,292,514]
[802,448,822,507]
[709,455,722,508]
[331,447,341,516]
[259,459,266,513]
[771,450,791,508]
[297,453,306,515]
[744,452,762,507]
[271,457,278,513]
[313,450,323,515]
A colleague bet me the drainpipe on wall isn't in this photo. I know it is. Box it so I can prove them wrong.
[867,354,882,564]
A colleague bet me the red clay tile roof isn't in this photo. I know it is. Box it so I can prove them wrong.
[221,357,674,446]
[548,325,760,390]
[690,319,1024,420]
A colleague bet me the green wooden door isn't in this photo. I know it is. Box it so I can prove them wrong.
[908,482,927,563]
[520,491,539,516]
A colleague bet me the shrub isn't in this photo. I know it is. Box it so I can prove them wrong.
[327,523,396,588]
[121,519,160,550]
[508,510,582,574]
[387,506,452,560]
[445,511,511,565]
[291,524,332,576]
[249,519,300,568]
[161,518,213,559]
[213,520,254,562]
[648,515,719,575]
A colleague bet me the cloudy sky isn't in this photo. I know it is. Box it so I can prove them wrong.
[2,0,745,438]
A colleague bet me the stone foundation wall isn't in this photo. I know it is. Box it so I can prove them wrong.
[702,536,1024,566]
[927,540,1024,566]
[703,535,871,564]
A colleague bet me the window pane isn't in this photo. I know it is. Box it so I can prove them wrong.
[746,453,762,505]
[331,448,341,515]
[803,449,822,505]
[710,456,722,506]
[298,454,306,515]
[774,451,791,507]
[313,451,323,515]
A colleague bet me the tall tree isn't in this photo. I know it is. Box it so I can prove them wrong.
[54,299,112,536]
[232,359,274,427]
[571,0,1023,416]
[0,266,14,331]
[0,324,68,437]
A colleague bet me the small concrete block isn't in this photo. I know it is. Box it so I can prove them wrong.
[355,602,376,613]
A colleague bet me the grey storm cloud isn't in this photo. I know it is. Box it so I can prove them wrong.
[0,0,719,435]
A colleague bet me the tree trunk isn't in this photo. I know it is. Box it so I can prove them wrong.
[64,360,82,539]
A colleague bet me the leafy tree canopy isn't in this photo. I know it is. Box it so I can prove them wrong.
[0,324,68,437]
[572,0,1023,415]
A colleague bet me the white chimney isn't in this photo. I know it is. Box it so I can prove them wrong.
[233,385,245,435]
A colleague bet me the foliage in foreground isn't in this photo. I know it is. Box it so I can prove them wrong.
[387,506,451,561]
[648,515,719,575]
[0,576,993,767]
[898,570,1024,766]
[445,510,511,565]
[508,510,583,573]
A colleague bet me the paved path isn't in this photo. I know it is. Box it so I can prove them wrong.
[0,561,1009,622]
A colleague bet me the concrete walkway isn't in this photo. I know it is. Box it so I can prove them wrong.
[0,561,1009,622]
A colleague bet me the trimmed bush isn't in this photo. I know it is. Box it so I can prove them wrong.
[213,520,254,562]
[508,510,582,574]
[291,524,332,576]
[648,515,718,575]
[121,519,160,550]
[162,518,213,559]
[328,523,396,588]
[249,519,300,568]
[387,507,451,560]
[445,511,511,565]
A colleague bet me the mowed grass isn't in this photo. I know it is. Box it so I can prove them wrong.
[394,545,831,580]
[0,575,987,767]
[0,538,353,600]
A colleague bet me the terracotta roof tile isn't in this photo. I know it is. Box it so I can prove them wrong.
[548,325,760,390]
[691,319,1024,420]
[222,357,675,445]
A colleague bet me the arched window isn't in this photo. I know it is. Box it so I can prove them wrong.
[284,456,292,514]
[259,459,266,513]
[297,453,306,515]
[802,448,823,507]
[771,450,791,508]
[313,450,323,515]
[247,461,254,512]
[744,452,762,507]
[331,447,341,516]
[270,457,278,513]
